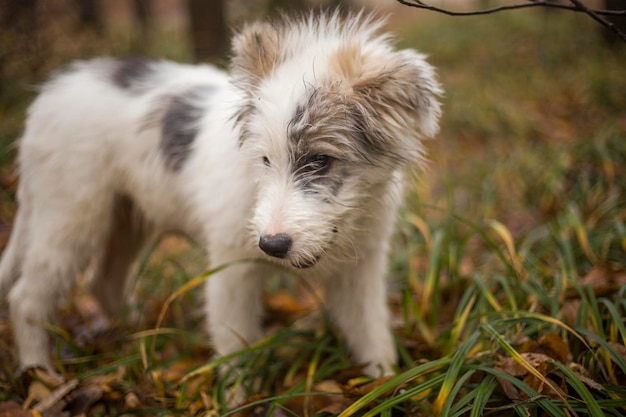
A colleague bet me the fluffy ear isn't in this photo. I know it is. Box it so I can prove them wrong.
[332,45,442,165]
[230,21,284,87]
[354,49,442,140]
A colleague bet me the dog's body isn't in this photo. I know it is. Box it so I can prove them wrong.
[0,11,441,378]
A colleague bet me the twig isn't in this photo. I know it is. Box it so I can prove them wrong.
[396,0,626,41]
[33,379,80,412]
[568,0,626,41]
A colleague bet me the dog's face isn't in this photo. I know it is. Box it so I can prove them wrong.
[230,13,442,269]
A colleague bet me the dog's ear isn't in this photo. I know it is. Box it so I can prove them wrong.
[333,46,443,163]
[355,49,442,139]
[230,21,284,87]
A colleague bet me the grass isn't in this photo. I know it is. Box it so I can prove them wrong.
[1,5,626,417]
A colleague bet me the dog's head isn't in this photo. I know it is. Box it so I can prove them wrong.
[230,11,442,269]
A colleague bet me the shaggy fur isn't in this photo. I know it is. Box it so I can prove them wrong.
[0,11,442,379]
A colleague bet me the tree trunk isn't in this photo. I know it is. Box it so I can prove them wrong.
[74,0,104,33]
[0,0,42,77]
[188,0,228,63]
[131,0,153,54]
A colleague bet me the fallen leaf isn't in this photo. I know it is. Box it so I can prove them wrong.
[0,223,11,252]
[277,379,353,416]
[0,401,32,417]
[608,342,626,362]
[579,266,626,296]
[521,359,566,400]
[230,394,270,417]
[538,333,572,364]
[0,166,18,193]
[64,385,103,415]
[496,376,522,401]
[495,357,527,378]
[124,392,142,410]
[559,299,580,327]
[343,375,395,397]
[33,379,79,413]
[573,371,604,391]
[264,289,314,327]
[23,382,48,411]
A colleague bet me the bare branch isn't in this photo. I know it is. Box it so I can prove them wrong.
[568,0,626,41]
[396,0,626,41]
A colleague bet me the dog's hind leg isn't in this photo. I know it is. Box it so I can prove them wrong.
[88,195,149,317]
[0,201,32,301]
[7,193,114,373]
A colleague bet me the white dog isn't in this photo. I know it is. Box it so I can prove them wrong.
[0,11,441,379]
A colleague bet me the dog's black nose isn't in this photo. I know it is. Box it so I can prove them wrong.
[259,233,292,258]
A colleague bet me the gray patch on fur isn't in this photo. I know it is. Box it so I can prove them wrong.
[161,86,213,171]
[112,57,155,93]
[295,164,345,199]
[234,102,256,147]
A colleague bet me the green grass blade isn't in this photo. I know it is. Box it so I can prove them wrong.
[444,369,476,417]
[337,357,452,417]
[575,327,626,375]
[471,366,568,417]
[77,353,142,381]
[469,375,498,417]
[550,360,605,417]
[481,323,574,413]
[599,298,626,345]
[434,331,481,414]
[423,229,444,326]
[362,373,447,417]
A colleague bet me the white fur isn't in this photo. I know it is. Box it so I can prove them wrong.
[0,11,441,380]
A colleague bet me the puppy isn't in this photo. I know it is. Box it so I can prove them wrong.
[0,11,441,379]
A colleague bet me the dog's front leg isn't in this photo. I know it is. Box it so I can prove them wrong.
[204,263,265,358]
[324,252,397,377]
[204,262,268,405]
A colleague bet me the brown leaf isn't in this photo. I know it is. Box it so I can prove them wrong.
[521,352,553,369]
[277,380,353,416]
[32,379,79,413]
[84,367,126,398]
[609,342,626,363]
[496,357,527,378]
[342,375,395,397]
[23,368,65,389]
[157,358,200,383]
[497,353,569,401]
[580,266,626,296]
[23,382,52,410]
[264,289,314,326]
[496,376,522,401]
[573,371,604,391]
[124,392,142,410]
[523,366,568,401]
[0,166,18,192]
[64,385,103,416]
[0,223,11,252]
[560,299,580,327]
[328,364,368,385]
[538,333,571,364]
[0,401,33,417]
[230,395,270,417]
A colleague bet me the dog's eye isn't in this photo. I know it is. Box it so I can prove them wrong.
[262,156,270,167]
[309,154,331,172]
